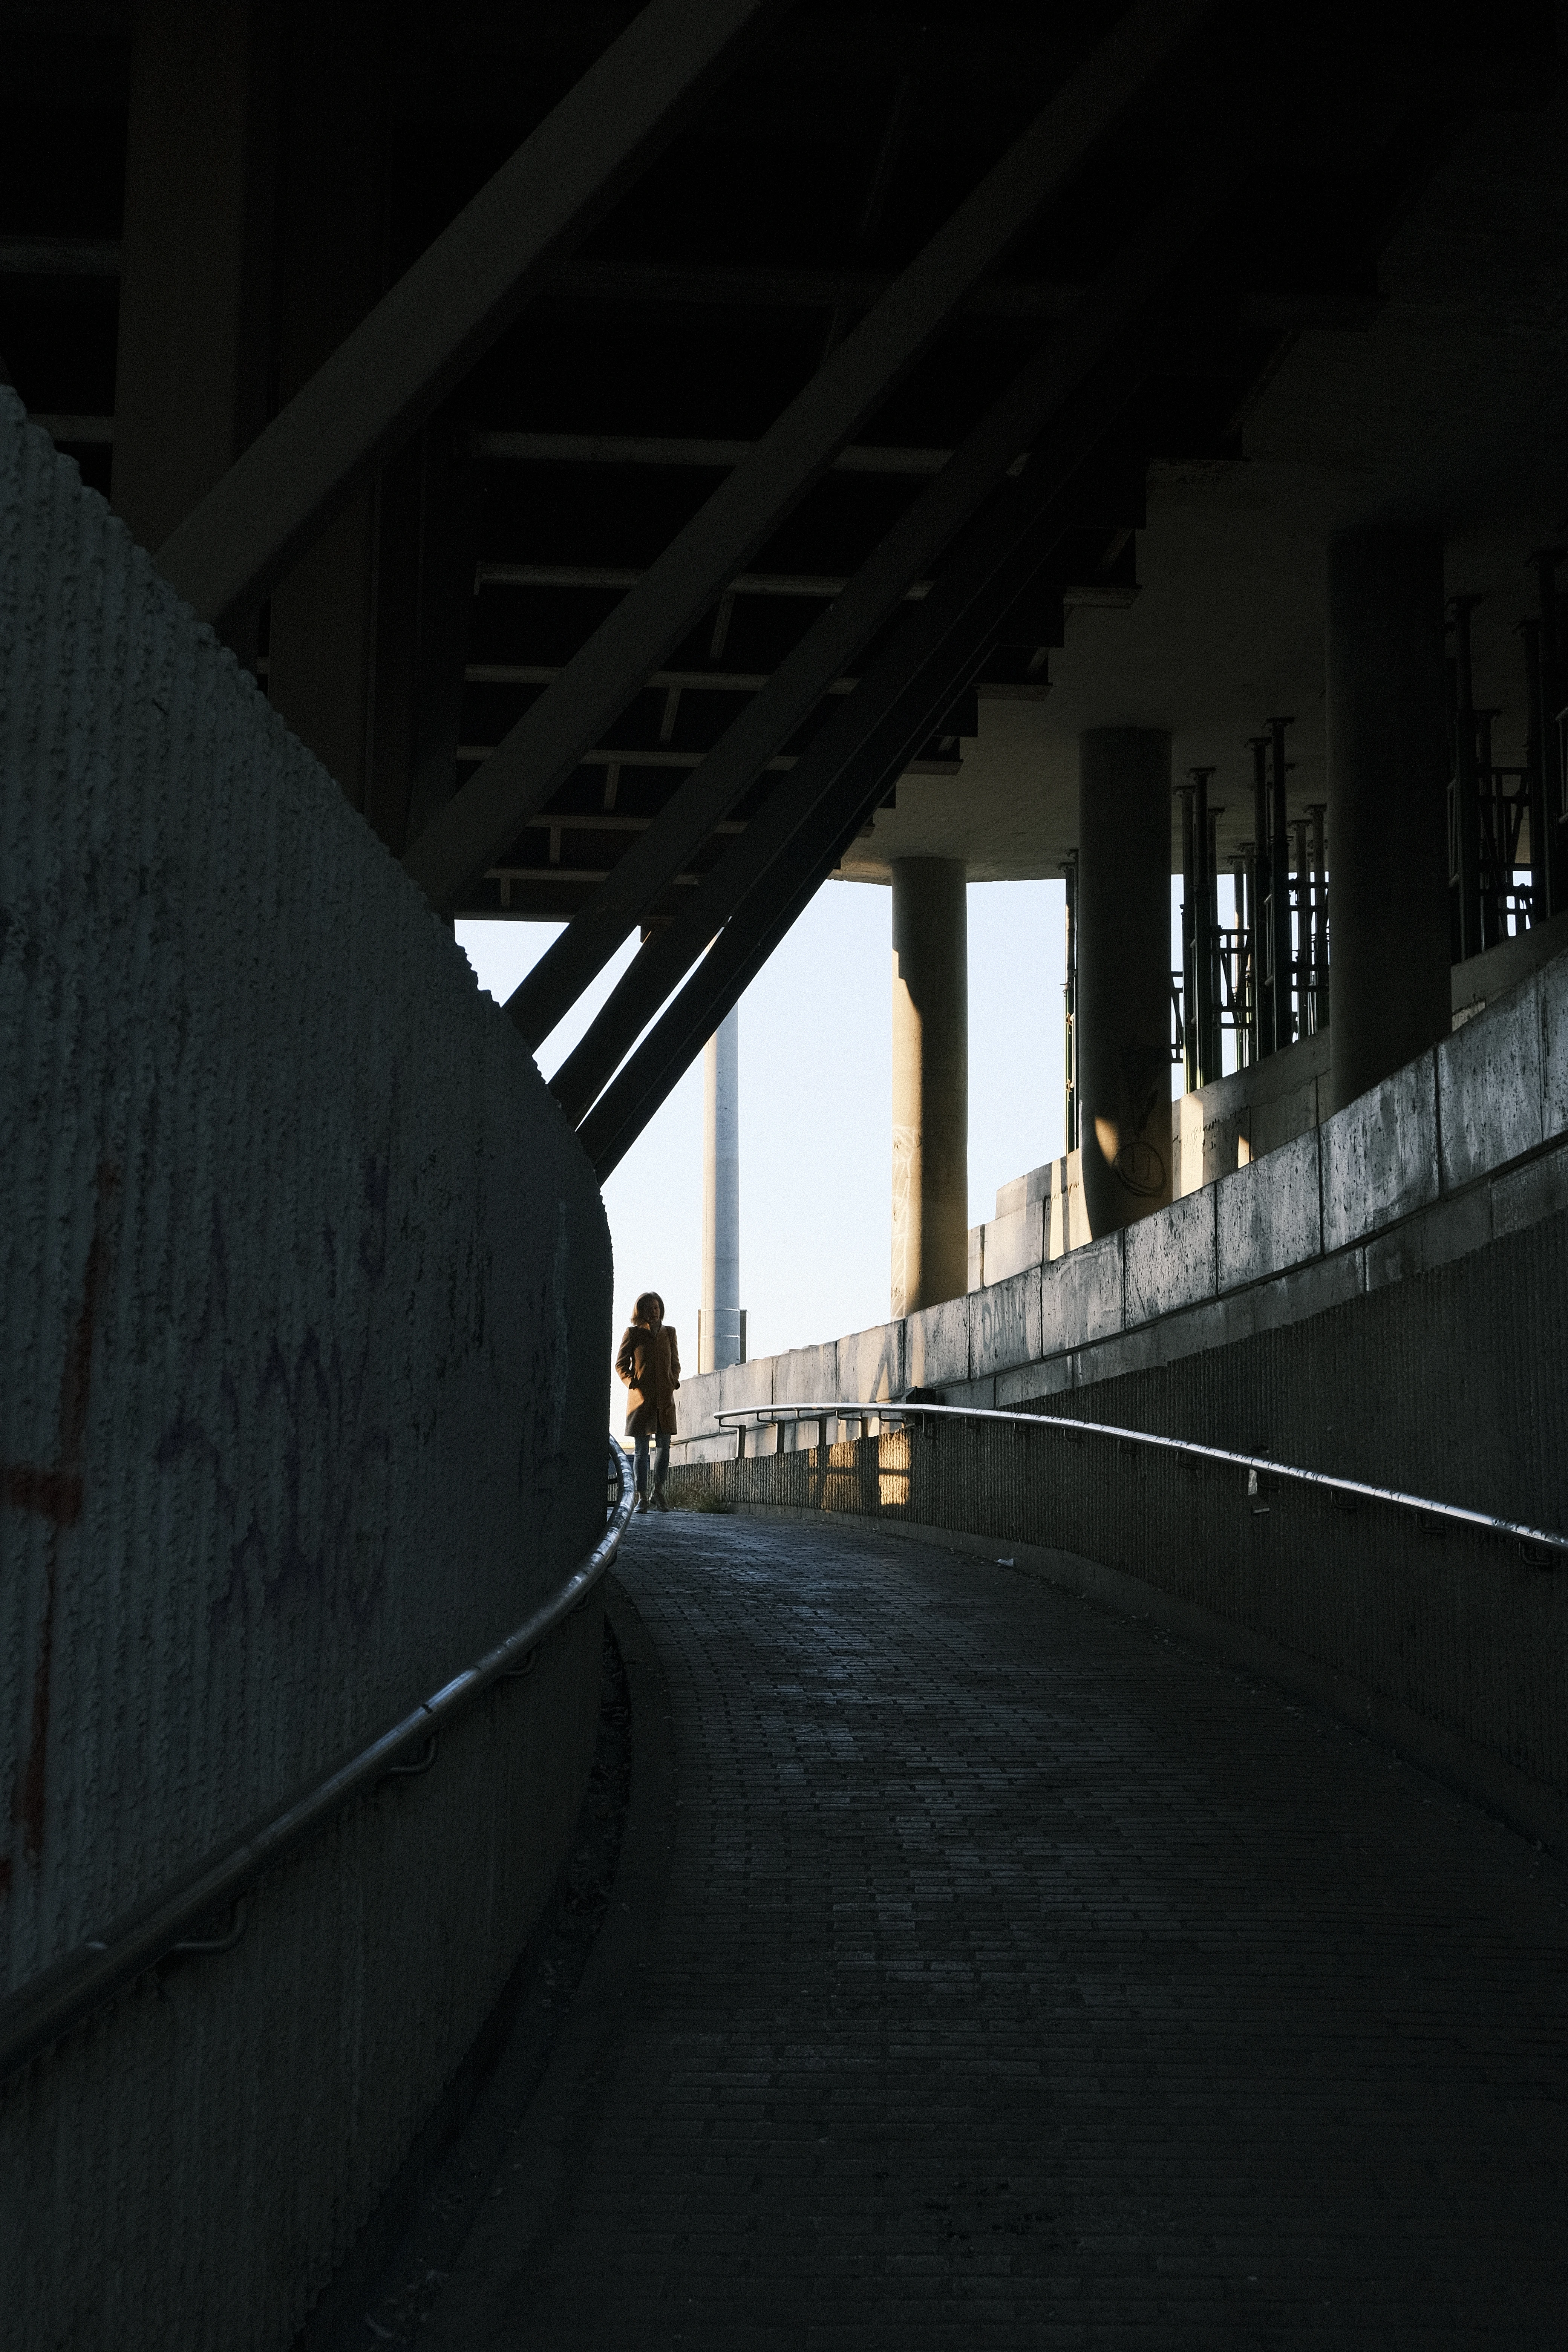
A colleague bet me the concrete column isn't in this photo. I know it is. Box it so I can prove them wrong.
[111,0,276,658]
[264,1,388,813]
[699,1005,743,1372]
[1077,729,1174,1237]
[891,858,968,1318]
[1325,525,1450,1113]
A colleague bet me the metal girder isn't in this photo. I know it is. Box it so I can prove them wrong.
[558,475,1086,1155]
[548,256,1383,335]
[466,663,863,694]
[0,237,1384,337]
[550,255,1079,318]
[401,0,1219,918]
[558,363,1158,1166]
[473,430,956,474]
[576,675,962,1185]
[577,799,879,1184]
[151,0,784,636]
[474,562,936,597]
[511,168,1225,1055]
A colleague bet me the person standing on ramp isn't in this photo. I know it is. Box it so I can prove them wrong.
[616,1291,680,1512]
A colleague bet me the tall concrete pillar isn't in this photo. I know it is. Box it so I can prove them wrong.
[1077,729,1174,1237]
[1325,525,1450,1112]
[111,0,276,661]
[891,858,968,1318]
[699,1005,743,1372]
[264,1,388,814]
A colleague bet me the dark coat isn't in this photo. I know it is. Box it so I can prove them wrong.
[616,1320,680,1436]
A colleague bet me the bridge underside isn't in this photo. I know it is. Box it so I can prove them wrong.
[8,2,1566,1179]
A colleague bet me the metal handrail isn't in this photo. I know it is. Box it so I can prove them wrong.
[712,1400,1568,1561]
[0,1438,635,2088]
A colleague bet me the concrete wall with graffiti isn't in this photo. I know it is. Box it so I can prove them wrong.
[0,390,612,2346]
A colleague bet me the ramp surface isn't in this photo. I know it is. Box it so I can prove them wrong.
[417,1512,1568,2348]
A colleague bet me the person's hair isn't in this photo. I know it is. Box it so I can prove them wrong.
[633,1290,665,1323]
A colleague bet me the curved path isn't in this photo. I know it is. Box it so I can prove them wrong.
[418,1511,1568,2348]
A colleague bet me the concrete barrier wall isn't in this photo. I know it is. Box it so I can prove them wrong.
[0,394,612,2347]
[977,1035,1328,1279]
[1021,1201,1568,1547]
[675,941,1568,1528]
[972,908,1568,1281]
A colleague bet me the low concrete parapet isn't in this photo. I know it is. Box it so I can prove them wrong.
[675,939,1568,1521]
[1320,1052,1440,1251]
[1216,1126,1323,1286]
[1123,1183,1216,1324]
[971,909,1568,1283]
[905,1293,971,1389]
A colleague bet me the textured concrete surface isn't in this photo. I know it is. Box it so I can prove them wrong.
[1438,974,1546,1192]
[1215,1127,1323,1287]
[410,1513,1568,2349]
[1038,1229,1124,1356]
[904,1295,970,1390]
[775,1340,839,1406]
[986,1148,1089,1271]
[971,1267,1039,1380]
[1122,1181,1216,1324]
[977,1196,1043,1286]
[0,391,611,2349]
[836,1320,905,1406]
[1320,1052,1440,1254]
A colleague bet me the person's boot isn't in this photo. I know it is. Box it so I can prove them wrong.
[654,1481,669,1513]
[635,1488,650,1514]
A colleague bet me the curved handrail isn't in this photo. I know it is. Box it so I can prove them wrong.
[0,1438,635,2089]
[712,1400,1568,1562]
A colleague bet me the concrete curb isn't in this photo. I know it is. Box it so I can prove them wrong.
[720,1502,1568,1859]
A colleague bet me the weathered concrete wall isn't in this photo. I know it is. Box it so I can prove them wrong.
[0,393,612,2347]
[676,942,1568,1531]
[984,1037,1327,1270]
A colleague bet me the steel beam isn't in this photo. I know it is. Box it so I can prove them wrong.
[152,0,784,635]
[548,256,1382,335]
[577,739,903,1183]
[0,240,1384,337]
[474,562,935,597]
[555,418,1129,1147]
[553,159,1240,1126]
[508,162,1228,1053]
[473,430,955,475]
[576,374,1208,1171]
[402,0,1219,917]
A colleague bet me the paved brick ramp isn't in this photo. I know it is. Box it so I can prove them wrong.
[428,1513,1568,2348]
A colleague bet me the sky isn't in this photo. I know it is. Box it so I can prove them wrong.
[457,876,1074,1400]
[457,876,1251,1438]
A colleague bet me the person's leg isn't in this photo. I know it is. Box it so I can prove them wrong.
[653,1432,671,1505]
[634,1433,651,1504]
